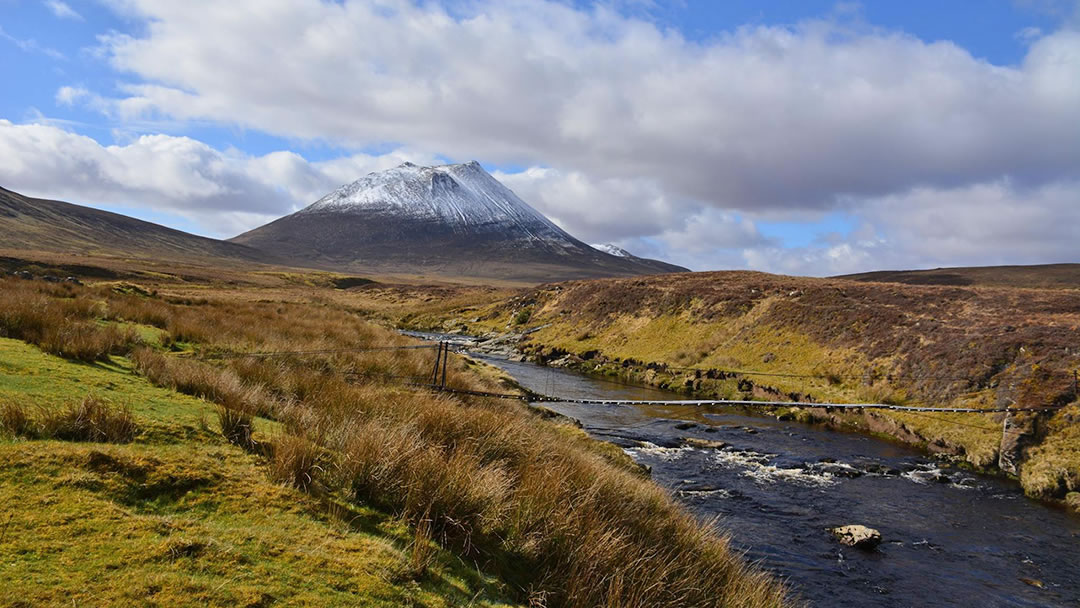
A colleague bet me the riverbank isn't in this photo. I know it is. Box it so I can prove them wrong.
[454,347,1080,607]
[397,271,1080,513]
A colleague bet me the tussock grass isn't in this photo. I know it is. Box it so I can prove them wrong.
[1,395,137,443]
[0,280,141,361]
[0,276,790,607]
[268,433,321,490]
[217,405,256,451]
[0,400,34,437]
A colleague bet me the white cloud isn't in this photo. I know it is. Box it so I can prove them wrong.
[55,86,90,105]
[15,0,1080,274]
[84,1,1080,212]
[44,0,82,20]
[495,167,686,242]
[0,120,427,237]
[737,178,1080,276]
[3,120,1078,276]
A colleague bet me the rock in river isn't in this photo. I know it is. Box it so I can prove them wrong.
[830,525,882,549]
[682,437,729,449]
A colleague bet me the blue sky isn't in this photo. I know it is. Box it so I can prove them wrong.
[1,0,1078,274]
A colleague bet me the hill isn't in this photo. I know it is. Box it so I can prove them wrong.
[0,186,268,266]
[838,263,1080,289]
[230,162,687,282]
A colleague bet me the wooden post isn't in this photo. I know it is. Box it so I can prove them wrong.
[441,342,449,388]
[431,342,443,386]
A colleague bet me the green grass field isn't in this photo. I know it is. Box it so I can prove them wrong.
[0,338,518,607]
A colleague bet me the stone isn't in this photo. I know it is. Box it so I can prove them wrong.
[999,412,1038,475]
[1066,492,1080,513]
[682,438,728,450]
[830,525,882,549]
[674,422,696,430]
[812,462,862,478]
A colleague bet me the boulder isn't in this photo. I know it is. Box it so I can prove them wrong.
[830,525,882,549]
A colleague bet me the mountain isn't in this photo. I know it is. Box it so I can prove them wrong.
[0,186,266,265]
[837,263,1080,290]
[230,162,687,282]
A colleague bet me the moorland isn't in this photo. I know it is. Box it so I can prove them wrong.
[0,254,787,608]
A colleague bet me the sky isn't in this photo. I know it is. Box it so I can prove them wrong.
[1,0,1078,275]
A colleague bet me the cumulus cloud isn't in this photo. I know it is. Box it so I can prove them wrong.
[20,0,1080,274]
[0,120,431,236]
[495,167,687,242]
[3,119,1078,275]
[742,179,1080,276]
[86,0,1080,211]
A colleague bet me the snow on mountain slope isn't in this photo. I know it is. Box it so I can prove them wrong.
[591,243,633,258]
[303,161,570,244]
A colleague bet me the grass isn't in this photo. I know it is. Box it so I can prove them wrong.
[0,337,518,607]
[1019,402,1080,499]
[0,276,790,607]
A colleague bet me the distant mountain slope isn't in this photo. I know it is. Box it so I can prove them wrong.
[0,186,266,264]
[590,242,687,275]
[837,264,1080,290]
[230,162,687,282]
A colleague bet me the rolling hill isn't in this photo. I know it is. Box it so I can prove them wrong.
[0,186,267,265]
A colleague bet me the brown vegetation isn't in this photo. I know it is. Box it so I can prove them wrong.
[1,395,138,443]
[0,280,142,361]
[0,275,788,608]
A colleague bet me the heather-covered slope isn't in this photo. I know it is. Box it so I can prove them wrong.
[231,162,686,282]
[838,263,1080,290]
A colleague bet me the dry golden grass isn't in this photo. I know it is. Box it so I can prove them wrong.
[0,275,790,608]
[0,280,143,361]
[1,395,138,443]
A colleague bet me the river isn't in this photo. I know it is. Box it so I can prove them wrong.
[407,332,1080,607]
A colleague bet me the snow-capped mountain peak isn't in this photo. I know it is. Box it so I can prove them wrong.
[231,161,689,281]
[301,161,566,240]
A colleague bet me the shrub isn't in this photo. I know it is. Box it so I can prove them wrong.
[268,433,321,490]
[512,307,533,325]
[218,405,255,451]
[0,400,36,438]
[41,396,138,443]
